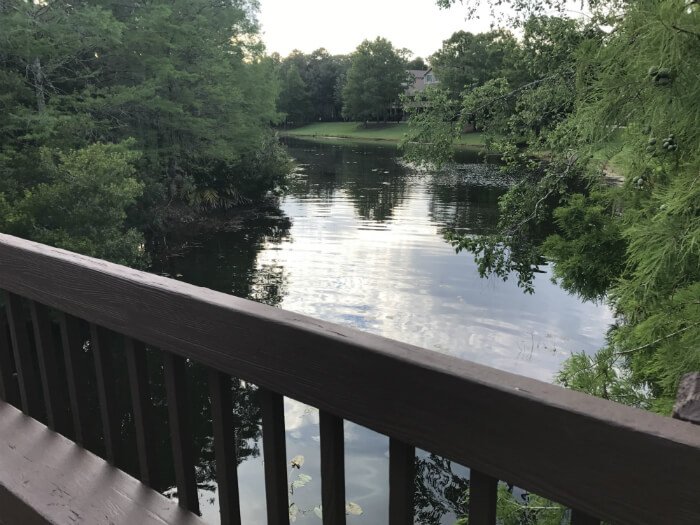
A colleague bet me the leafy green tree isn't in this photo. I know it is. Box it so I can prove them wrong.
[0,0,289,263]
[89,0,284,212]
[406,56,428,70]
[402,88,464,165]
[276,49,349,122]
[0,0,123,190]
[430,30,523,96]
[417,0,700,412]
[278,63,312,124]
[5,142,145,266]
[306,49,350,121]
[342,37,410,121]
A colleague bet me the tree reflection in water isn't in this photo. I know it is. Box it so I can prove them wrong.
[415,453,470,524]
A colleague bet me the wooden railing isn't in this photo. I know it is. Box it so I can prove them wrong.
[0,233,698,525]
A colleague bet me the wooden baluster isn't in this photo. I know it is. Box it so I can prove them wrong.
[672,372,700,424]
[209,370,242,525]
[163,351,200,515]
[320,411,345,525]
[125,338,157,486]
[570,510,600,525]
[468,470,498,525]
[58,313,89,445]
[0,310,19,406]
[29,301,70,435]
[259,387,289,525]
[389,438,415,525]
[90,324,120,465]
[4,292,41,417]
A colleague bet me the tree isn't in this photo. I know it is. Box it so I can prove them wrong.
[0,0,145,263]
[342,37,410,121]
[415,0,700,412]
[5,142,145,267]
[88,0,284,212]
[0,0,290,263]
[306,49,350,121]
[406,56,428,70]
[430,30,523,96]
[277,63,312,124]
[276,48,349,122]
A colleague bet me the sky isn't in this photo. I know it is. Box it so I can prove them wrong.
[257,0,495,59]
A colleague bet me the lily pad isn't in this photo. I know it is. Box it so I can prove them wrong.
[289,503,299,522]
[291,473,312,489]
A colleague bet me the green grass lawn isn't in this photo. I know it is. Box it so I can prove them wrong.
[282,122,484,147]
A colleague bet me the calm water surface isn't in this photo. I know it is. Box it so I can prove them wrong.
[151,138,613,524]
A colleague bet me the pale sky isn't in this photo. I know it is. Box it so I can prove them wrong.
[257,0,495,59]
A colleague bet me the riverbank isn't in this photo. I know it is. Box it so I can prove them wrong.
[281,122,485,147]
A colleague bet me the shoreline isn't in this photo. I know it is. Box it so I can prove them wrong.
[279,122,486,149]
[280,132,487,150]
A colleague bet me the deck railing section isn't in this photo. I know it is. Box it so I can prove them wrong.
[0,233,699,525]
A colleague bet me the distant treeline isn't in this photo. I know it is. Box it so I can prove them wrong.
[275,39,428,125]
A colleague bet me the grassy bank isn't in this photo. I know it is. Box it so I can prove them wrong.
[282,122,485,147]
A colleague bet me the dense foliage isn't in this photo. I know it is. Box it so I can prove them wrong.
[430,30,522,97]
[275,40,419,125]
[405,0,700,417]
[342,38,411,122]
[0,0,289,265]
[275,48,350,124]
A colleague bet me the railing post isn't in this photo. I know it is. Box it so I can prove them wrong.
[125,338,157,486]
[468,470,497,525]
[673,372,700,425]
[91,324,120,465]
[259,387,289,525]
[163,352,200,514]
[209,370,242,525]
[0,310,19,407]
[30,301,70,436]
[4,292,41,418]
[58,312,89,446]
[389,438,414,525]
[320,411,346,525]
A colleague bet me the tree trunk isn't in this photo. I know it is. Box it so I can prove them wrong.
[31,57,46,112]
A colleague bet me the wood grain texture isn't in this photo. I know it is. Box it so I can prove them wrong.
[1,234,700,524]
[29,301,70,436]
[0,400,206,525]
[468,470,497,525]
[58,312,89,446]
[163,352,200,515]
[320,411,346,525]
[0,310,19,407]
[125,338,157,486]
[4,291,41,418]
[208,369,242,525]
[260,388,289,525]
[90,323,120,465]
[389,438,414,525]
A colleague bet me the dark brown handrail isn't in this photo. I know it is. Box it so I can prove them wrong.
[0,233,699,524]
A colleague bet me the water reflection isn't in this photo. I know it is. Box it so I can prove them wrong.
[286,144,410,223]
[426,166,506,234]
[151,209,291,307]
[139,138,612,523]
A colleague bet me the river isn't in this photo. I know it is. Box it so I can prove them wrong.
[146,137,613,524]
